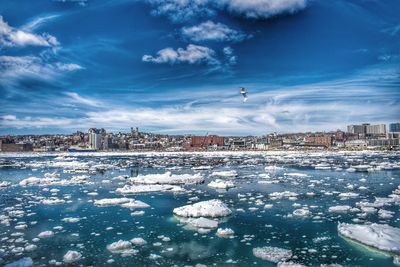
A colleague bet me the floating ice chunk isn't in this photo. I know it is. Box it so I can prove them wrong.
[208,179,235,189]
[293,208,311,217]
[378,209,394,219]
[328,205,352,213]
[107,240,133,254]
[94,198,131,206]
[62,217,81,223]
[120,200,150,209]
[338,223,400,255]
[211,170,237,178]
[285,173,310,178]
[338,192,359,198]
[19,177,58,186]
[173,199,232,218]
[24,244,37,252]
[130,172,204,185]
[63,250,82,263]
[0,181,11,187]
[187,217,219,229]
[130,237,147,246]
[216,228,235,237]
[4,257,33,267]
[94,197,150,209]
[38,231,54,238]
[149,253,162,260]
[41,198,65,205]
[277,262,305,267]
[131,211,145,216]
[253,246,292,263]
[265,166,284,172]
[116,184,184,194]
[270,191,299,200]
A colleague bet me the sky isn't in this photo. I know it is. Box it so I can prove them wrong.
[0,0,399,135]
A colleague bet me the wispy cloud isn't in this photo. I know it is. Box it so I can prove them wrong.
[181,21,249,42]
[0,55,83,88]
[0,16,59,47]
[2,64,398,135]
[146,0,214,23]
[21,14,61,31]
[65,92,100,107]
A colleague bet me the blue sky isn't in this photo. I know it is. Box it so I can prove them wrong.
[0,0,399,135]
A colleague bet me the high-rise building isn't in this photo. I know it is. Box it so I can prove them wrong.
[365,124,386,135]
[88,128,101,150]
[347,123,386,135]
[389,123,400,133]
[347,124,367,134]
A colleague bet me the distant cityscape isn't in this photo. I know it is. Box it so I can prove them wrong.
[1,123,399,152]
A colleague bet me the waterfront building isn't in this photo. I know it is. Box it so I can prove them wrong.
[389,123,400,133]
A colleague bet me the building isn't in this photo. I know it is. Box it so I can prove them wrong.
[190,135,224,148]
[345,139,368,148]
[304,135,333,147]
[365,124,386,135]
[389,123,400,133]
[368,138,399,147]
[88,128,101,150]
[347,124,368,135]
[347,123,386,136]
[335,130,345,141]
[0,142,33,152]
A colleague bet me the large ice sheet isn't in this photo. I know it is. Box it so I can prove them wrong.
[338,223,400,255]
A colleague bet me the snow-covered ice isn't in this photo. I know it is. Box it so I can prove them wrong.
[338,223,400,255]
[173,199,232,218]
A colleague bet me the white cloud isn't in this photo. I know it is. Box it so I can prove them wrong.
[181,21,248,42]
[1,114,17,121]
[146,0,214,22]
[218,0,307,19]
[0,16,59,47]
[65,92,100,107]
[145,0,307,22]
[0,56,83,88]
[143,44,219,65]
[22,14,61,32]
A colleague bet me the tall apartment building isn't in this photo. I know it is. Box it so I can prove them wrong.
[347,123,386,136]
[88,128,101,150]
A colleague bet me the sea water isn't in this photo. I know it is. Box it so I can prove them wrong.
[0,151,399,266]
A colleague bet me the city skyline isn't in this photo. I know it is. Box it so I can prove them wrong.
[1,0,400,135]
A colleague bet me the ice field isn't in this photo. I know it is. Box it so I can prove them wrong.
[0,151,399,266]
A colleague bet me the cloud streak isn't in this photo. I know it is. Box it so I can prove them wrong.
[0,55,83,88]
[0,16,59,47]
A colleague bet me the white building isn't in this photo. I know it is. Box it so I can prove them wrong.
[88,128,101,150]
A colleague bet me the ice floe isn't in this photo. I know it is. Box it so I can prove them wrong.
[253,246,292,263]
[129,171,204,185]
[94,198,150,209]
[63,250,82,263]
[116,184,184,194]
[208,179,235,189]
[173,199,232,218]
[338,223,400,256]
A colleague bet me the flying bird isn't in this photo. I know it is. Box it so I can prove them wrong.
[240,87,248,102]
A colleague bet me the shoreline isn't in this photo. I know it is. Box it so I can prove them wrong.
[0,149,398,158]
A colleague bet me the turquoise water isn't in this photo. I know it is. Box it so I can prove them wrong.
[0,152,399,266]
